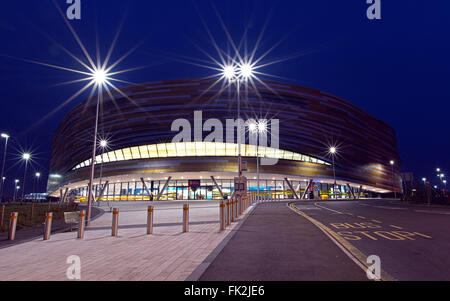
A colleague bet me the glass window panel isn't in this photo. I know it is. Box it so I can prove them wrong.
[148,145,158,158]
[310,157,317,163]
[225,143,237,156]
[108,151,116,162]
[115,150,124,161]
[139,145,149,158]
[204,142,215,156]
[246,144,256,157]
[293,153,302,161]
[157,144,167,157]
[195,142,206,156]
[274,149,283,159]
[215,142,226,156]
[130,146,141,159]
[258,146,266,157]
[101,153,110,163]
[95,155,102,164]
[166,143,177,157]
[122,148,133,160]
[265,147,275,158]
[175,143,186,157]
[185,142,196,156]
[283,151,294,160]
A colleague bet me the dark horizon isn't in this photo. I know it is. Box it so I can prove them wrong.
[0,0,449,196]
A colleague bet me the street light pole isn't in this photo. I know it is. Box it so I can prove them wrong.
[13,180,19,202]
[98,140,108,206]
[390,160,396,199]
[0,134,9,202]
[329,147,337,199]
[21,153,30,200]
[86,92,101,226]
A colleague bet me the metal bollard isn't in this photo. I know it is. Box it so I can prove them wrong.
[220,201,226,231]
[43,212,53,240]
[111,208,119,236]
[8,212,18,241]
[234,199,238,219]
[147,205,154,234]
[226,201,231,226]
[182,204,189,232]
[78,210,86,239]
[231,200,236,222]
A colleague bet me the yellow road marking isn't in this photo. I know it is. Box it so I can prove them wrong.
[371,219,382,224]
[357,216,366,219]
[288,203,396,281]
[389,225,403,230]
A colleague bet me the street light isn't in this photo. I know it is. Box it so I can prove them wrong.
[21,153,31,200]
[248,119,267,201]
[97,139,108,205]
[13,180,19,202]
[0,133,9,202]
[390,160,396,199]
[329,147,337,199]
[34,172,41,202]
[221,62,254,202]
[86,68,109,226]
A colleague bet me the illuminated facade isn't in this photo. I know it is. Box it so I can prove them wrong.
[47,78,401,200]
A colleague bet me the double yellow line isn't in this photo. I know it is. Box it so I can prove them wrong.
[288,202,396,281]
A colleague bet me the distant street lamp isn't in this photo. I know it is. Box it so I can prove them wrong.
[21,153,31,200]
[390,160,396,199]
[98,139,108,205]
[34,172,41,202]
[13,180,19,202]
[329,147,337,199]
[0,133,9,202]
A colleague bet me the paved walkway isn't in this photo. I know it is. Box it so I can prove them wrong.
[0,200,244,281]
[199,201,367,281]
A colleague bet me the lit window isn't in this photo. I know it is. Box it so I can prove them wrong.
[195,142,206,156]
[139,145,149,158]
[166,143,177,157]
[185,142,196,156]
[204,142,215,156]
[130,146,141,159]
[108,151,116,162]
[175,143,186,156]
[148,145,158,158]
[115,149,124,161]
[215,142,226,156]
[157,144,167,157]
[122,148,133,160]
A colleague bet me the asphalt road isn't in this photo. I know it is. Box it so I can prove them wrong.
[293,199,450,281]
[199,201,367,281]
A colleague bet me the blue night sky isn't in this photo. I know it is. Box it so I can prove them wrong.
[0,0,449,195]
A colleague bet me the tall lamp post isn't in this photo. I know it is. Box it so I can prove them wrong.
[86,69,107,226]
[21,153,31,200]
[98,139,108,205]
[34,172,41,202]
[0,133,9,202]
[222,64,253,179]
[248,120,267,201]
[390,160,396,199]
[329,147,337,199]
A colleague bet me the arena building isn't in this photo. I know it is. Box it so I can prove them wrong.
[47,78,401,201]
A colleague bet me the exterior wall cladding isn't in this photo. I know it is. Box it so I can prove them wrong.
[47,78,401,194]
